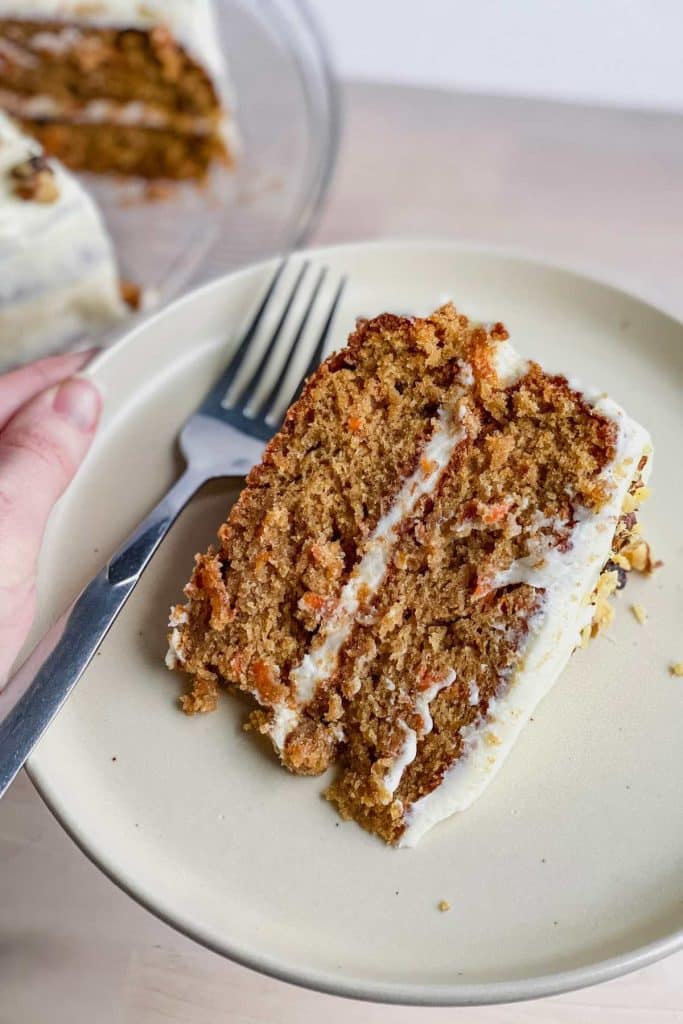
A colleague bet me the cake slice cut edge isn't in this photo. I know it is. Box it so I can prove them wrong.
[167,302,654,847]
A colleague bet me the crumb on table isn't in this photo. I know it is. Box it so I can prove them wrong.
[438,899,451,912]
[670,662,683,677]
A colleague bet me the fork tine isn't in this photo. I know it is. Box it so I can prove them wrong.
[257,265,326,417]
[201,257,286,413]
[267,273,347,422]
[236,260,310,411]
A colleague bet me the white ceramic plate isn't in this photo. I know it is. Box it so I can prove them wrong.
[26,242,683,1006]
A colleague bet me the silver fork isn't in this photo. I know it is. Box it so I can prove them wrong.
[0,259,346,799]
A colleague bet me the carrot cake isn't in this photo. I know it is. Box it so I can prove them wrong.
[166,303,653,846]
[0,0,235,179]
[0,110,126,369]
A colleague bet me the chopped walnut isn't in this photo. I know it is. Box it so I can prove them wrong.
[585,472,658,646]
[630,603,647,625]
[10,155,59,203]
[588,568,619,639]
[622,485,652,514]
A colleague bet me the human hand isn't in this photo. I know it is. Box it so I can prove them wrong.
[0,351,101,684]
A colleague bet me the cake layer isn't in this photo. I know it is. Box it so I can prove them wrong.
[0,20,222,115]
[168,302,653,847]
[22,118,228,179]
[0,110,125,367]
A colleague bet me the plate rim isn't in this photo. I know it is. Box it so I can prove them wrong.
[26,238,683,1007]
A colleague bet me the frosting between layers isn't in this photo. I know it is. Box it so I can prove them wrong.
[381,669,457,800]
[0,90,218,133]
[398,391,651,846]
[267,401,471,755]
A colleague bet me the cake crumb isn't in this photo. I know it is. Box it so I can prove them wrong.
[630,603,647,625]
[144,180,176,202]
[669,662,683,677]
[438,899,451,912]
[120,279,142,310]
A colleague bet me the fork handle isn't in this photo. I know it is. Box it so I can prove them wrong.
[0,466,205,800]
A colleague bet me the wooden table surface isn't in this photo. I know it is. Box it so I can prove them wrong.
[1,82,682,1023]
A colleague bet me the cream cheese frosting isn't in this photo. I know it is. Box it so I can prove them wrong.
[398,390,651,846]
[0,91,219,133]
[0,0,226,83]
[0,111,125,367]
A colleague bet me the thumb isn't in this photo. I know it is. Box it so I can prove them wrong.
[0,376,100,680]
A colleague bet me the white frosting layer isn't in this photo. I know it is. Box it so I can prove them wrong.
[381,669,457,800]
[268,403,470,754]
[0,90,217,132]
[399,392,651,846]
[0,0,227,83]
[414,669,456,737]
[383,722,417,798]
[491,337,530,385]
[0,111,125,367]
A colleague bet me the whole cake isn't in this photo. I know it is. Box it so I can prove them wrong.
[0,110,125,369]
[167,303,653,846]
[0,0,234,179]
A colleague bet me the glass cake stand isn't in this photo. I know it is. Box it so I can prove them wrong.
[85,0,340,322]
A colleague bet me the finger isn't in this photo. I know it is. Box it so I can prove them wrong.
[0,348,98,431]
[0,377,101,592]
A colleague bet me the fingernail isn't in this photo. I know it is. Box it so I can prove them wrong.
[53,377,101,433]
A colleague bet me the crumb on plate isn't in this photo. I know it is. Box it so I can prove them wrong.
[630,603,647,625]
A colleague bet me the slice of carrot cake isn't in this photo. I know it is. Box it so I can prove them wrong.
[167,302,653,846]
[0,0,235,179]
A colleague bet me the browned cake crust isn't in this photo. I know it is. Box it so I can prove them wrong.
[168,302,653,845]
[0,20,229,178]
[172,306,502,724]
